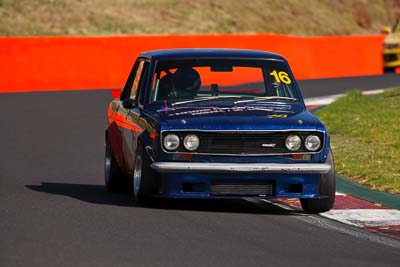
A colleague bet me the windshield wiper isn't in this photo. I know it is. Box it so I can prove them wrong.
[172,96,243,106]
[234,96,297,104]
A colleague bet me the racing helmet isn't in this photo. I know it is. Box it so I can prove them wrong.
[173,68,201,99]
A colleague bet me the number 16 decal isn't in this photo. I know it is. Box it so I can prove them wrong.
[269,70,292,84]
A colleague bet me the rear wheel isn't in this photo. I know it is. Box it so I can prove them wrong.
[105,137,131,193]
[300,150,336,213]
[132,141,157,206]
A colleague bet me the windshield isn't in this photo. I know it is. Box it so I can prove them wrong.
[150,59,300,105]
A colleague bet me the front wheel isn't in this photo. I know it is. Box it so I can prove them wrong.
[300,150,336,213]
[132,141,157,206]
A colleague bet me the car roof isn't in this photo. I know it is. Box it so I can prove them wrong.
[139,48,285,61]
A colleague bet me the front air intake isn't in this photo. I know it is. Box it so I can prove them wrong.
[210,181,274,196]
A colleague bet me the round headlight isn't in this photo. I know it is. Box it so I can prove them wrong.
[163,134,180,151]
[285,135,301,151]
[305,135,321,151]
[183,134,199,151]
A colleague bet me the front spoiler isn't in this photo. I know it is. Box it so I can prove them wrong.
[151,162,331,174]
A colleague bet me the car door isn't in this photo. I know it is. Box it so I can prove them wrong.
[117,58,149,177]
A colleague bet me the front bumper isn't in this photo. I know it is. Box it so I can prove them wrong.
[151,162,331,174]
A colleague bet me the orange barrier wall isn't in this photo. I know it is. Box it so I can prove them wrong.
[0,34,385,93]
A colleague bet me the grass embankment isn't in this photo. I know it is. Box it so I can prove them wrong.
[0,0,398,36]
[316,88,400,194]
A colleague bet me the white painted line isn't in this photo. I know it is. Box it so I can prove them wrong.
[335,192,346,196]
[304,89,386,107]
[304,93,344,106]
[320,209,400,227]
[362,89,385,95]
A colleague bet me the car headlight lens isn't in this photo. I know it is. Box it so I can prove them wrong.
[285,135,301,151]
[163,134,180,151]
[305,135,321,151]
[183,134,200,151]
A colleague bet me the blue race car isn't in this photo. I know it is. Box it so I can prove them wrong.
[105,48,335,212]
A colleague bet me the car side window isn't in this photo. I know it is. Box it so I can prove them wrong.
[137,62,149,106]
[120,59,145,101]
[130,60,145,100]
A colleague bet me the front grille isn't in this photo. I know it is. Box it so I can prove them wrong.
[197,132,289,154]
[210,181,274,196]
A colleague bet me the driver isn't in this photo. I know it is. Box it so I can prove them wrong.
[173,67,201,99]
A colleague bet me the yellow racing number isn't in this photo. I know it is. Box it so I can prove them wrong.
[269,70,292,84]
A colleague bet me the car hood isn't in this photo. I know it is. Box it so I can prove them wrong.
[157,104,325,131]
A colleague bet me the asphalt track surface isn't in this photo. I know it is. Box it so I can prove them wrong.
[298,73,400,98]
[1,74,400,267]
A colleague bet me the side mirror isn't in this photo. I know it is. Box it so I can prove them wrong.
[122,98,136,109]
[381,26,391,34]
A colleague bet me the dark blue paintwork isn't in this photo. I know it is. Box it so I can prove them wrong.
[140,48,284,61]
[107,48,332,201]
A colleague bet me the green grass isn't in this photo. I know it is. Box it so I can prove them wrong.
[0,0,397,36]
[316,88,400,194]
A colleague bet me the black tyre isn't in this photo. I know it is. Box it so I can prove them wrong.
[300,150,336,213]
[132,141,157,206]
[384,67,395,73]
[105,137,131,193]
